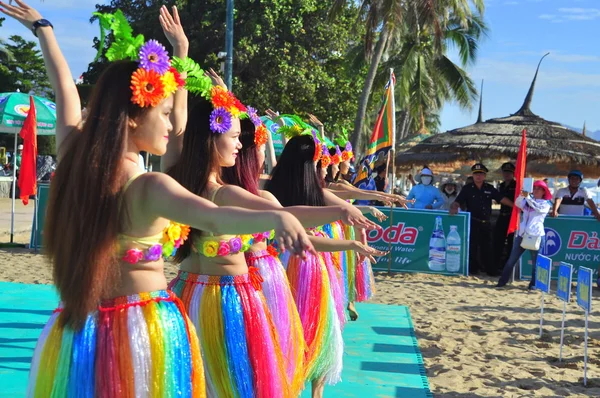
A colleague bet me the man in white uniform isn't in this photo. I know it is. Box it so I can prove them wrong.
[551,170,600,220]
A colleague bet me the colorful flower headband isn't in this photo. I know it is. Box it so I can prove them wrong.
[276,115,322,161]
[92,11,215,106]
[334,128,354,162]
[320,144,332,169]
[247,106,268,147]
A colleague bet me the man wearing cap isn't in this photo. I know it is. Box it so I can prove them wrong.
[406,166,444,210]
[450,163,514,275]
[551,170,600,219]
[492,163,517,275]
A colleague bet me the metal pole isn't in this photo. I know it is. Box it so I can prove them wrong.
[10,132,17,243]
[583,310,589,386]
[559,301,566,362]
[387,149,395,274]
[33,192,38,252]
[539,292,545,338]
[225,0,234,90]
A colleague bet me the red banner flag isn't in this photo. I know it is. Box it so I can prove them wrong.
[508,129,527,235]
[17,96,38,205]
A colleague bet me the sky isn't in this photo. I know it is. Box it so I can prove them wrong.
[1,0,599,132]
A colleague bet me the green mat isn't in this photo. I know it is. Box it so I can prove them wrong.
[0,282,431,397]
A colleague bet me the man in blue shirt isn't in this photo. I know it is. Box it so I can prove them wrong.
[406,166,444,209]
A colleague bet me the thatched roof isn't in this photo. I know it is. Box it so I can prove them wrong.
[397,54,600,169]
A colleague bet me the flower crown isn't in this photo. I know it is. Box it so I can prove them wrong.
[247,106,268,147]
[334,128,354,162]
[276,115,322,161]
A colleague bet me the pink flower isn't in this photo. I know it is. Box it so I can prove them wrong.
[174,238,183,248]
[123,249,144,264]
[217,241,231,256]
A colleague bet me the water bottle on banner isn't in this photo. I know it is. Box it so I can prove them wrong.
[428,216,446,271]
[445,225,461,273]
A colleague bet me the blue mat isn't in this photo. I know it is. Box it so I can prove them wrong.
[0,282,431,397]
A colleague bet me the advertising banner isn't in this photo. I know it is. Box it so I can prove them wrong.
[367,208,470,276]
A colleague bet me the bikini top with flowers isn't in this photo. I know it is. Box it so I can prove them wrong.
[119,173,190,264]
[191,185,274,257]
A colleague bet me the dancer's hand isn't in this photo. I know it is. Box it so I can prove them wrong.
[0,0,42,30]
[265,109,280,120]
[368,206,387,222]
[352,242,388,263]
[205,68,227,89]
[342,205,380,230]
[274,212,317,258]
[159,5,188,51]
[308,114,323,127]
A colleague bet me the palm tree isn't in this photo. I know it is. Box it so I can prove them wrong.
[381,12,487,138]
[330,0,485,154]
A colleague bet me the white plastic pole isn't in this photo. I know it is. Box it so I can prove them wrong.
[539,292,545,338]
[583,310,589,386]
[10,132,17,243]
[559,301,566,362]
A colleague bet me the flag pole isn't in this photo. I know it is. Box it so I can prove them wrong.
[387,68,396,274]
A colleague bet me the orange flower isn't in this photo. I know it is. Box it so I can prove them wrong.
[131,68,166,107]
[321,153,331,168]
[331,154,341,165]
[341,151,351,162]
[211,86,235,109]
[254,124,268,147]
[313,143,323,162]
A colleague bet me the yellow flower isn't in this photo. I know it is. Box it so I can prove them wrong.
[167,224,181,242]
[203,241,218,257]
[161,71,178,96]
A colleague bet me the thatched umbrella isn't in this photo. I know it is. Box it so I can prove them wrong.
[397,54,600,175]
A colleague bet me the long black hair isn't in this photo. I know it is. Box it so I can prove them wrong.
[167,97,223,262]
[266,135,325,207]
[221,119,261,195]
[325,147,340,184]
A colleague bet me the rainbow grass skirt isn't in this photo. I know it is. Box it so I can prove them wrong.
[245,250,306,395]
[286,250,344,385]
[169,272,290,397]
[342,224,376,303]
[27,290,205,397]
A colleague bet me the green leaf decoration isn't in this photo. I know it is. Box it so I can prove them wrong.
[171,56,212,97]
[238,112,249,120]
[334,127,350,147]
[93,9,145,62]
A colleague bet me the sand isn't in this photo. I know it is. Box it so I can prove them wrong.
[1,236,599,397]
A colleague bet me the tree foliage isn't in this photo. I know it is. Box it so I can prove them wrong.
[83,0,366,135]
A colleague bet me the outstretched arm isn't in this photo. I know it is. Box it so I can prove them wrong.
[159,5,189,172]
[1,0,81,157]
[143,173,315,256]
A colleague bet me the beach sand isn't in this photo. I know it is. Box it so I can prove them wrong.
[1,236,599,397]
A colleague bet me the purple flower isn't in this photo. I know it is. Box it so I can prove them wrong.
[209,108,233,134]
[145,244,163,262]
[345,142,352,152]
[138,40,170,74]
[336,145,342,157]
[230,237,242,253]
[247,106,261,127]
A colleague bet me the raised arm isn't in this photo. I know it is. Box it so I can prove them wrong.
[1,0,81,156]
[159,5,188,172]
[143,173,314,255]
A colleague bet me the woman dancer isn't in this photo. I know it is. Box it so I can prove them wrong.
[266,130,387,398]
[1,3,312,396]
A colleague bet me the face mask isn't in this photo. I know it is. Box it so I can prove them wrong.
[421,176,432,186]
[445,187,455,195]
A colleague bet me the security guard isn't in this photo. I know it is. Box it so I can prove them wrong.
[492,163,517,275]
[449,163,513,275]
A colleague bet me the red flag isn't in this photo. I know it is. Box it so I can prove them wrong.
[508,129,527,235]
[17,96,38,205]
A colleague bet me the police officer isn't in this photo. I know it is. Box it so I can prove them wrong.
[492,163,516,275]
[449,163,513,275]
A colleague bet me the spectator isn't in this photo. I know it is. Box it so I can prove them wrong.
[373,164,388,206]
[493,163,517,275]
[450,163,513,275]
[496,180,552,289]
[551,170,600,220]
[407,166,444,209]
[440,179,459,210]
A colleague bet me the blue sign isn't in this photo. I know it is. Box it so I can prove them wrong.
[535,255,552,293]
[577,267,593,312]
[540,227,561,257]
[556,262,573,302]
